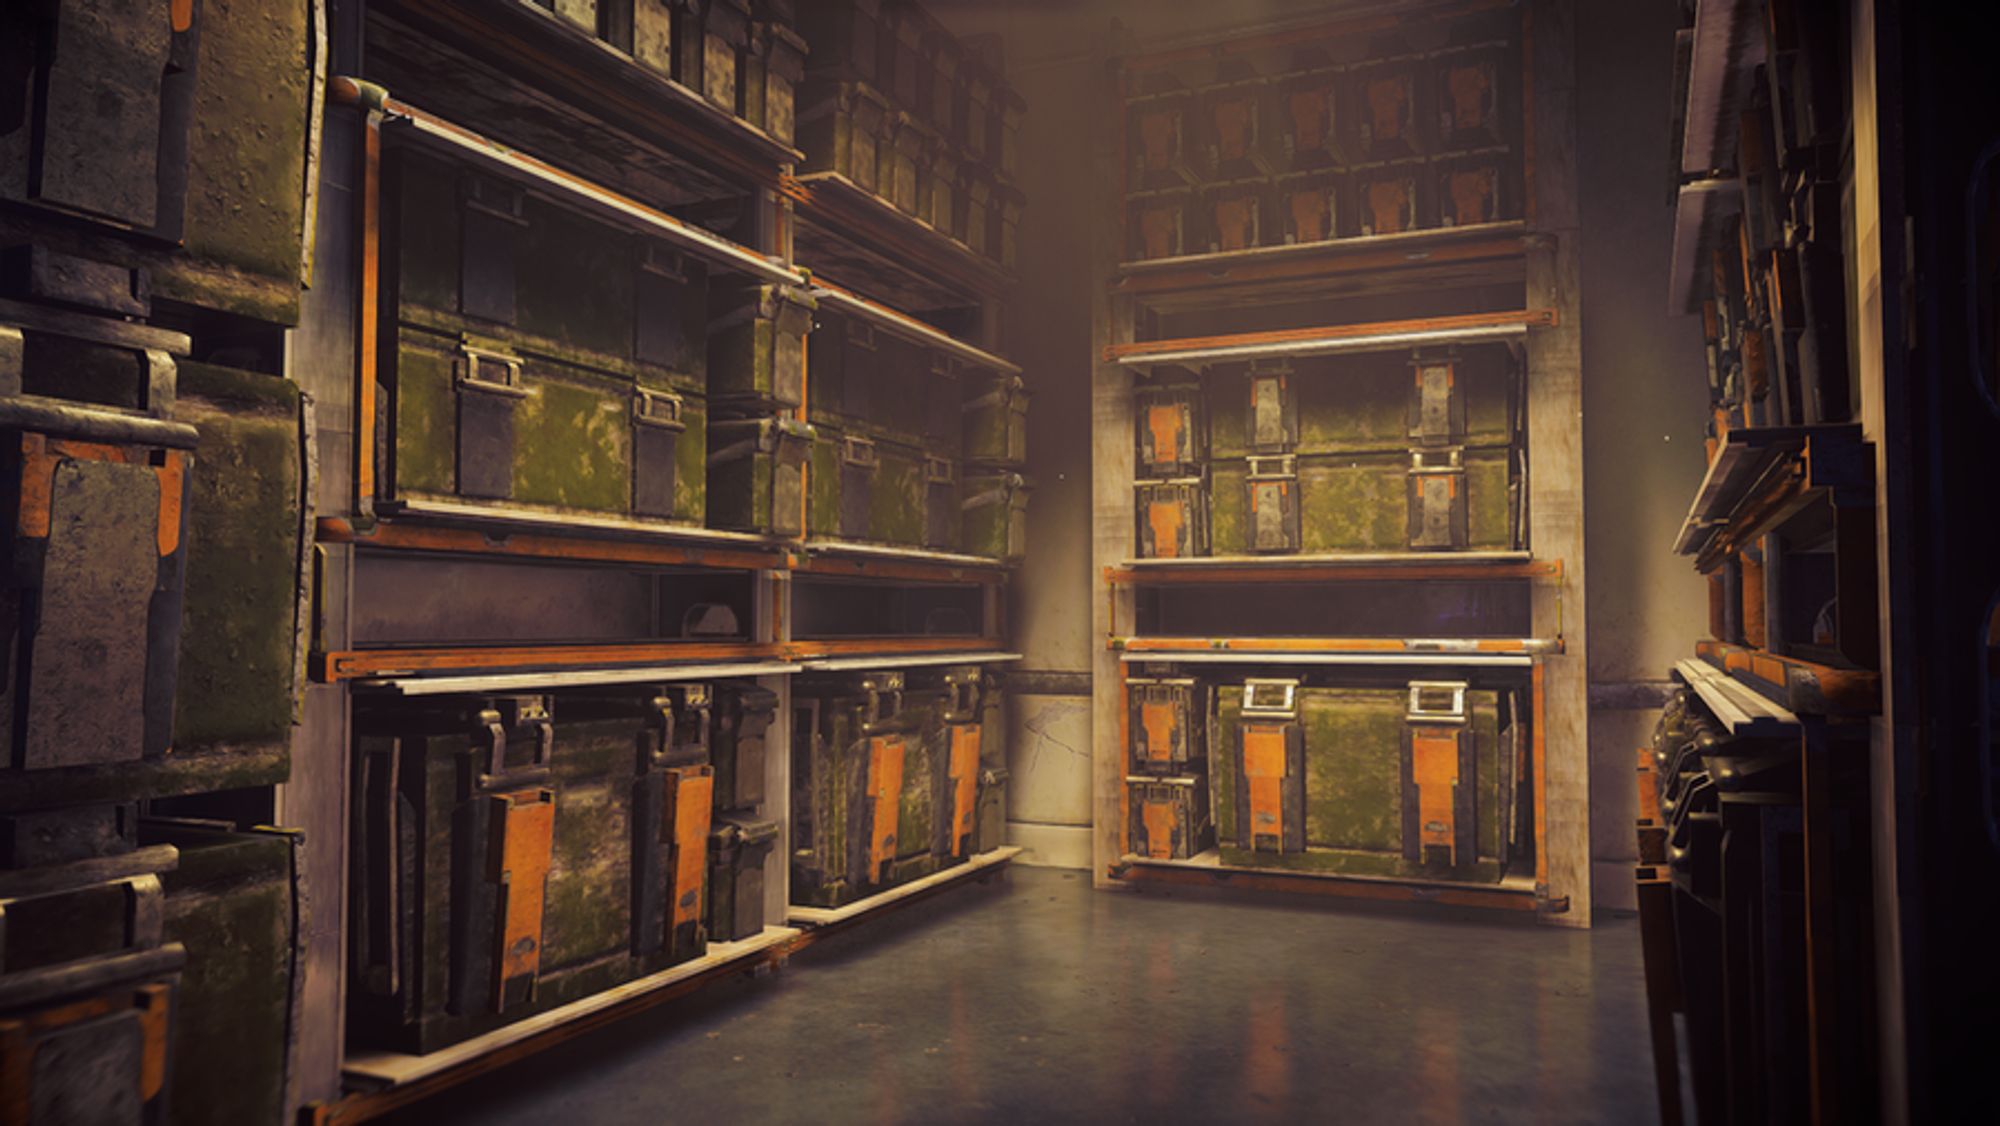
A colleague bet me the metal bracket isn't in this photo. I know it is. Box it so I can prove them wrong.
[456,340,528,398]
[632,386,686,430]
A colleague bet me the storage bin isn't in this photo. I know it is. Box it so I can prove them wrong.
[1127,775,1213,860]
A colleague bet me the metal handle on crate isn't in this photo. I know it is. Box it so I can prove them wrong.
[1406,681,1469,724]
[632,387,685,431]
[456,339,528,398]
[841,435,878,467]
[1241,678,1299,718]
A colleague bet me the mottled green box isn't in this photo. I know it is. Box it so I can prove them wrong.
[1207,446,1513,554]
[147,822,300,1126]
[385,149,709,527]
[963,372,1030,467]
[708,283,814,411]
[708,416,813,536]
[805,424,929,546]
[1209,682,1517,882]
[347,702,654,1054]
[961,469,1030,561]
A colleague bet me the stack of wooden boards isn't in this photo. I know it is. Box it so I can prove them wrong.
[1122,4,1521,261]
[1125,669,1532,884]
[798,0,1027,269]
[1132,344,1526,558]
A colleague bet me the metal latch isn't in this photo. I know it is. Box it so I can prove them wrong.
[632,386,686,431]
[925,455,955,484]
[842,434,878,467]
[477,694,554,790]
[1242,678,1299,719]
[1406,681,1469,724]
[456,338,528,398]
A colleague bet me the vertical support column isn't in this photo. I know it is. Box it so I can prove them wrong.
[1091,293,1136,885]
[1526,0,1590,925]
[759,568,791,927]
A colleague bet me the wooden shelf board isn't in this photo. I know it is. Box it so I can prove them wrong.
[1673,657,1799,737]
[314,642,786,683]
[787,847,1023,927]
[1672,423,1864,558]
[339,925,802,1094]
[1112,853,1541,912]
[799,538,1014,579]
[1112,637,1558,664]
[1113,223,1531,309]
[1108,308,1554,367]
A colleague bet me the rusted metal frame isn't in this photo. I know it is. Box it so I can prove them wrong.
[784,172,1010,302]
[370,0,800,186]
[330,77,797,285]
[1693,459,1812,574]
[780,637,1008,662]
[1117,0,1515,75]
[1105,309,1559,364]
[1531,657,1549,901]
[1116,662,1132,856]
[807,279,1020,374]
[1104,558,1563,586]
[314,516,784,573]
[1107,857,1539,912]
[1112,230,1530,299]
[790,551,1008,587]
[356,102,382,516]
[1111,636,1561,655]
[313,642,788,683]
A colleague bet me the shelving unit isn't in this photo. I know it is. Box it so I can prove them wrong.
[1635,2,1881,1121]
[1089,0,1588,923]
[288,2,1036,1118]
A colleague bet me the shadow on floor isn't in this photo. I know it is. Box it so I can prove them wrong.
[382,867,1657,1125]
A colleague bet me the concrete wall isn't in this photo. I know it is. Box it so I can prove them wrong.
[941,1,1708,895]
[1575,1,1712,911]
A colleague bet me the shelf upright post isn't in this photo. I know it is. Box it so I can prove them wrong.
[1525,0,1590,925]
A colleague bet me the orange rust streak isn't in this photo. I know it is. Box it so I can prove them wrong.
[1243,727,1288,843]
[1140,701,1176,767]
[1532,660,1548,893]
[782,637,1003,660]
[154,454,185,558]
[950,726,981,856]
[669,769,714,932]
[358,117,382,506]
[867,736,906,876]
[170,0,192,32]
[492,790,556,990]
[1141,799,1177,860]
[315,517,782,572]
[1116,637,1545,654]
[1412,730,1460,855]
[16,434,54,538]
[1105,309,1557,361]
[136,984,172,1099]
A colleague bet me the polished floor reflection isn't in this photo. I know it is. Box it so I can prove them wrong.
[394,868,1658,1125]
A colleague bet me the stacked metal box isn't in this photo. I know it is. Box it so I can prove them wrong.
[1122,670,1528,880]
[347,681,785,1053]
[797,0,1027,270]
[0,1,315,1117]
[1121,10,1522,261]
[535,0,810,146]
[790,666,992,908]
[1132,346,1525,558]
[705,282,819,537]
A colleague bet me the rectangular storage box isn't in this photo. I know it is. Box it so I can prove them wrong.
[381,150,711,527]
[1277,168,1343,244]
[798,80,894,193]
[1347,58,1429,161]
[706,416,813,537]
[706,814,778,941]
[1127,775,1213,860]
[963,371,1030,466]
[961,470,1030,561]
[805,428,930,547]
[1435,150,1515,228]
[1350,160,1433,237]
[1126,83,1196,190]
[1205,178,1274,254]
[707,282,814,412]
[711,683,778,811]
[797,0,881,85]
[1197,72,1277,181]
[1134,476,1210,560]
[1134,377,1206,478]
[1208,680,1522,882]
[1276,63,1345,170]
[1128,676,1207,775]
[791,672,945,906]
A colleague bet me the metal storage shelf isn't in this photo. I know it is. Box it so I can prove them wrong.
[1110,851,1541,912]
[319,515,789,573]
[353,662,804,696]
[1667,178,1741,314]
[332,926,802,1112]
[808,281,1019,373]
[1672,423,1867,560]
[799,539,1016,577]
[1678,0,1766,178]
[1110,636,1559,667]
[1107,553,1553,585]
[1691,641,1881,717]
[367,0,801,186]
[1111,223,1532,310]
[788,172,1012,310]
[796,652,1021,672]
[1673,657,1798,738]
[786,846,1023,928]
[313,642,788,683]
[1107,308,1554,367]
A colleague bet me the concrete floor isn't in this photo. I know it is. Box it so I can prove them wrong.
[390,867,1660,1125]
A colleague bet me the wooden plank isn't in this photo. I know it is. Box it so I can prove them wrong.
[1105,308,1555,365]
[785,846,1022,927]
[317,516,785,574]
[1107,556,1559,586]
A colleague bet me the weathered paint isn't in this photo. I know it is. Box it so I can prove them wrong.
[172,362,303,755]
[150,824,298,1126]
[538,722,634,973]
[868,442,927,546]
[1296,453,1408,552]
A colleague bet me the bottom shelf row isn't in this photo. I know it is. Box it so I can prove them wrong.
[1120,666,1541,890]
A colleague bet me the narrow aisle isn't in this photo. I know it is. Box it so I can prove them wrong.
[391,869,1658,1125]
